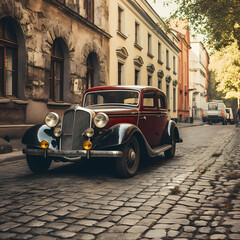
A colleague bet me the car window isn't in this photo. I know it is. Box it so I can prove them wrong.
[143,92,156,108]
[84,90,139,106]
[208,103,218,110]
[158,95,166,109]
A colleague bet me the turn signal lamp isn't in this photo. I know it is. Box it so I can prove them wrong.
[83,140,92,150]
[202,110,204,116]
[40,140,49,149]
[221,110,224,116]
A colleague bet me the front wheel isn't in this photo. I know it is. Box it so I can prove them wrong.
[115,135,140,178]
[164,131,176,159]
[26,155,52,174]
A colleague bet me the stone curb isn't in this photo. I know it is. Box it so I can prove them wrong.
[0,151,25,165]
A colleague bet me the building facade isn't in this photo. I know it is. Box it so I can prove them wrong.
[171,21,191,122]
[0,0,110,124]
[189,39,209,119]
[109,0,180,119]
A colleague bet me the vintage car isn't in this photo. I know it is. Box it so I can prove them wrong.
[22,86,182,178]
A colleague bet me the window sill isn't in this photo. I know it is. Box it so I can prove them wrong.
[134,43,143,51]
[117,31,128,40]
[47,101,71,107]
[0,98,28,105]
[158,60,163,65]
[147,52,154,59]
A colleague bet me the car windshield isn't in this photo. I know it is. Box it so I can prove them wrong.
[84,90,140,107]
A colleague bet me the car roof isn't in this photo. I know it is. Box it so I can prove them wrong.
[85,85,163,93]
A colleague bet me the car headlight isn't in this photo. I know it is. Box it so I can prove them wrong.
[85,128,94,138]
[45,112,60,128]
[54,124,62,137]
[94,112,109,128]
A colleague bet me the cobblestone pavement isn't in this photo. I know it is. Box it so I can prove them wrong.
[0,124,239,240]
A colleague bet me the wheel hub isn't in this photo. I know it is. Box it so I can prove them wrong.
[128,149,136,164]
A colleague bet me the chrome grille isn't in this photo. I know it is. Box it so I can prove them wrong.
[61,108,91,150]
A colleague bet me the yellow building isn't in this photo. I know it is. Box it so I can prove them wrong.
[109,0,180,119]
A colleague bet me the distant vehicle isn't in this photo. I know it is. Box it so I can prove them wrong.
[226,108,234,124]
[202,101,227,125]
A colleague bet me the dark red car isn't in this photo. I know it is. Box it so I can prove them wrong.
[22,86,182,178]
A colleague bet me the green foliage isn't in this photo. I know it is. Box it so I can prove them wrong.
[156,0,240,50]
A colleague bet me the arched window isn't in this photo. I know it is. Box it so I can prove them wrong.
[50,39,64,101]
[87,52,99,89]
[0,18,18,97]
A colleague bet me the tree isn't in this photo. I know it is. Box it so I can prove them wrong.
[209,40,240,100]
[156,0,240,50]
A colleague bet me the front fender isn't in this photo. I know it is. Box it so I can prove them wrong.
[92,123,140,150]
[22,124,59,150]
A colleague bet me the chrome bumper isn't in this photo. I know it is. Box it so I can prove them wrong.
[23,148,122,161]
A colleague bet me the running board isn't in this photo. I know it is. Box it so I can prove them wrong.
[151,144,172,156]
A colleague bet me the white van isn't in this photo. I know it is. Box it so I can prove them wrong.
[202,101,227,124]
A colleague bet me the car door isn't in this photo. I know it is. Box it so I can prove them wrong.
[138,90,161,148]
[157,93,168,144]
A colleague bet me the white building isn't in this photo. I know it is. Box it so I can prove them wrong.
[189,39,209,119]
[109,0,180,119]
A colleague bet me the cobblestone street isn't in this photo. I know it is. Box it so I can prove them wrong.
[0,124,239,240]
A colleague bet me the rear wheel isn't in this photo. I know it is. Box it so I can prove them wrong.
[26,155,52,174]
[164,131,176,159]
[116,135,140,178]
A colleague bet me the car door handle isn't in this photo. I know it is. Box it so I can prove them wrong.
[140,116,146,120]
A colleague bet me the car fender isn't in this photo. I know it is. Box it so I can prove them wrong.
[167,120,182,143]
[92,123,144,150]
[22,124,59,150]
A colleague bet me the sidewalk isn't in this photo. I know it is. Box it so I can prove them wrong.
[0,120,204,164]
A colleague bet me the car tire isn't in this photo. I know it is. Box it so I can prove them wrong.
[26,155,52,174]
[116,135,140,178]
[164,130,176,159]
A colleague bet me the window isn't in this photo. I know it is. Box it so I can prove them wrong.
[118,62,123,85]
[148,75,152,86]
[135,69,140,85]
[173,56,176,74]
[135,22,140,45]
[166,84,170,109]
[85,0,94,23]
[158,78,162,89]
[50,39,64,101]
[0,18,18,97]
[166,50,170,70]
[143,92,156,108]
[158,42,162,64]
[118,7,123,32]
[148,34,152,54]
[173,88,176,111]
[158,95,166,109]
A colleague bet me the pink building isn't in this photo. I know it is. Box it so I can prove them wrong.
[171,22,191,122]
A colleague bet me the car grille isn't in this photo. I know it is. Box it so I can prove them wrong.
[61,108,91,150]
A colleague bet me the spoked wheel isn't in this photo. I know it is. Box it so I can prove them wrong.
[116,135,140,178]
[164,130,176,159]
[26,155,52,174]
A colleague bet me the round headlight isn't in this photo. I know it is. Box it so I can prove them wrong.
[45,112,60,128]
[94,113,109,128]
[85,128,94,138]
[54,125,62,137]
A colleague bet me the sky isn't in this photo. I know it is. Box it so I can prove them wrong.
[147,0,178,18]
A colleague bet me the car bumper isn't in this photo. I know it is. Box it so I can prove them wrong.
[23,148,122,161]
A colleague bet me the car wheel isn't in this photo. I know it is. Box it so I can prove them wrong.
[164,131,176,159]
[116,135,140,178]
[26,155,52,174]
